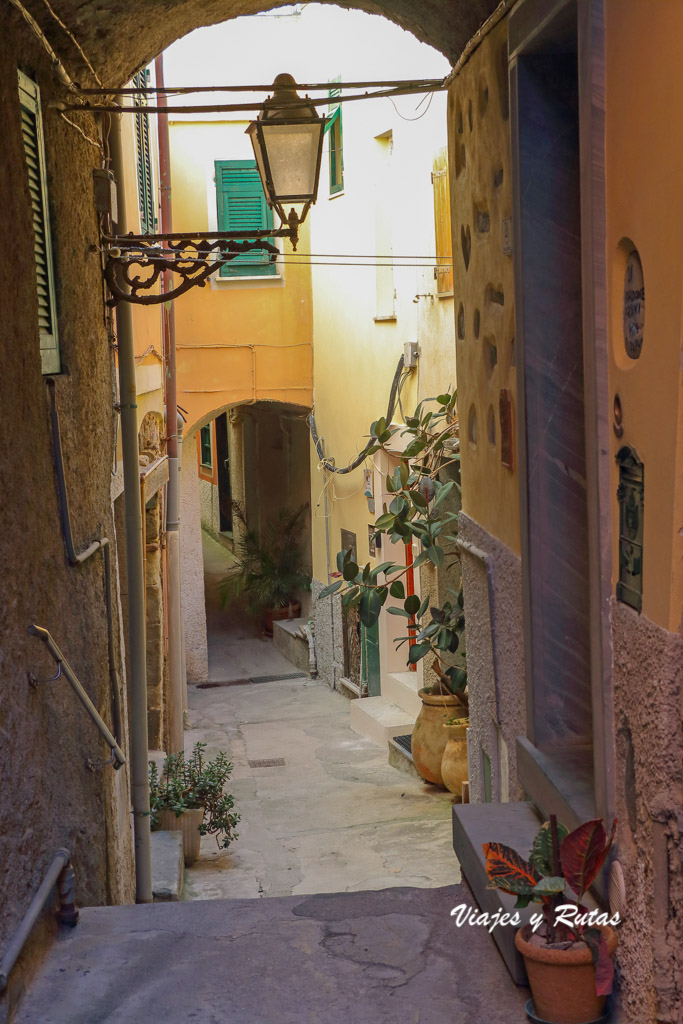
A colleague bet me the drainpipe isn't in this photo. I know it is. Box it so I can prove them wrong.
[155,53,185,754]
[108,108,152,904]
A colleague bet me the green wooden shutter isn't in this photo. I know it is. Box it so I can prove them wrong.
[18,70,60,375]
[361,621,381,697]
[328,80,343,195]
[133,70,156,234]
[214,160,275,277]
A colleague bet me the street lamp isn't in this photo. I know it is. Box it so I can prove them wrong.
[247,73,326,242]
[104,73,326,305]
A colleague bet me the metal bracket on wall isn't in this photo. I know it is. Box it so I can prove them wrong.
[102,227,293,305]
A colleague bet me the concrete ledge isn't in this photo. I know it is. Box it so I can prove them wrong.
[452,801,543,985]
[151,830,184,902]
[272,617,311,674]
[350,696,415,748]
[388,737,422,779]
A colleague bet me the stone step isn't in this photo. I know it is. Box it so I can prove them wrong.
[349,696,415,748]
[272,617,311,675]
[383,670,423,717]
[387,735,422,780]
[452,801,544,985]
[151,830,184,902]
[14,886,527,1023]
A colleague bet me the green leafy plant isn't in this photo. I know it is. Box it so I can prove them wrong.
[483,815,618,996]
[318,391,467,700]
[149,742,240,851]
[220,504,311,616]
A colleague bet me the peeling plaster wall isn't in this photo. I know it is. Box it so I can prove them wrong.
[0,15,134,1001]
[180,437,209,683]
[611,600,683,1024]
[199,476,221,539]
[457,513,525,803]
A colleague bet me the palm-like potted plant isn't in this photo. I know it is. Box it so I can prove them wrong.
[221,504,311,635]
[149,742,240,866]
[484,815,618,1024]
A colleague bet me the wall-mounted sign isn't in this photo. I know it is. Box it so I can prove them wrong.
[623,250,645,360]
[616,445,644,612]
[368,524,381,557]
[340,529,357,565]
[502,217,512,256]
[363,469,374,498]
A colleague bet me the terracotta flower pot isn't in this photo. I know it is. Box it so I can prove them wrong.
[411,688,467,786]
[263,600,301,636]
[440,722,469,797]
[515,924,618,1024]
[158,807,205,867]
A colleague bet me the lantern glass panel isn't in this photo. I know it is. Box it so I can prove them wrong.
[259,121,323,200]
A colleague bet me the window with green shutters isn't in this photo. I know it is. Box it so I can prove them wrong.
[18,69,60,375]
[133,70,157,235]
[327,80,344,195]
[200,425,213,468]
[214,160,276,277]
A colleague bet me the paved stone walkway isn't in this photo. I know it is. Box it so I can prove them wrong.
[16,885,528,1024]
[183,675,459,900]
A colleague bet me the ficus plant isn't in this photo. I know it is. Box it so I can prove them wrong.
[483,816,618,996]
[318,390,467,703]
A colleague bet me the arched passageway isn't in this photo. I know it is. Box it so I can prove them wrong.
[181,400,313,683]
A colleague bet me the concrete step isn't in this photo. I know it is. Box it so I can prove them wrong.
[151,830,183,902]
[272,617,311,675]
[383,670,423,717]
[14,886,528,1024]
[452,801,544,985]
[388,735,422,780]
[349,696,415,748]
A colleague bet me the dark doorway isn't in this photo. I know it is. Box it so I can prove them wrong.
[511,0,595,820]
[215,412,232,533]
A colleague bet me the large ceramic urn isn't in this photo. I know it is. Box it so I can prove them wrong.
[411,688,467,786]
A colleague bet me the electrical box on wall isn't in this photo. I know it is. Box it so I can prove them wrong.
[403,341,419,368]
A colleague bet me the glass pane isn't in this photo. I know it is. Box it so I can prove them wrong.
[260,122,323,199]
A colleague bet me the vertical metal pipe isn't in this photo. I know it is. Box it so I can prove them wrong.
[108,109,153,903]
[155,53,185,753]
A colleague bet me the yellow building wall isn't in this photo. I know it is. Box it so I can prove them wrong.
[605,0,683,632]
[307,88,449,585]
[168,119,313,436]
[446,18,520,556]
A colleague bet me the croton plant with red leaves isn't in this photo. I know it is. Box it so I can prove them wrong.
[483,816,618,996]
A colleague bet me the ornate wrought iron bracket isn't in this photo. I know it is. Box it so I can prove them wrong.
[103,227,294,305]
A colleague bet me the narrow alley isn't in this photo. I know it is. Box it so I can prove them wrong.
[185,531,458,900]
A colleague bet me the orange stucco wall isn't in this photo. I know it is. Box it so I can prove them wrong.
[605,0,683,633]
[168,119,314,436]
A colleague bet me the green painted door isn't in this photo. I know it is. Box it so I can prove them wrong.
[361,621,381,697]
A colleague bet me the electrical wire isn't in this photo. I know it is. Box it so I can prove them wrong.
[38,0,104,86]
[389,90,435,122]
[76,78,447,96]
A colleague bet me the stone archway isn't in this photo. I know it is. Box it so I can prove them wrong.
[34,1,499,84]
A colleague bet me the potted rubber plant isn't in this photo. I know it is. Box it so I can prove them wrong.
[221,504,311,635]
[483,816,618,1024]
[319,392,467,785]
[149,742,240,867]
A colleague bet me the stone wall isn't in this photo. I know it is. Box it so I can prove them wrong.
[457,514,525,803]
[611,600,683,1024]
[0,14,134,1001]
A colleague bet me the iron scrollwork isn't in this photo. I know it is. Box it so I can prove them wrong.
[103,232,286,305]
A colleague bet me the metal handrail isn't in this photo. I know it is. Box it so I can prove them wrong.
[28,625,126,769]
[0,849,78,992]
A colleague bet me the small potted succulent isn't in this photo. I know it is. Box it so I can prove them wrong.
[149,742,240,866]
[483,816,618,1024]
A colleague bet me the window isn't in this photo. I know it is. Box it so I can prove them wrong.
[214,160,276,278]
[133,70,156,234]
[327,80,343,195]
[200,425,213,468]
[18,70,60,374]
[432,151,454,294]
